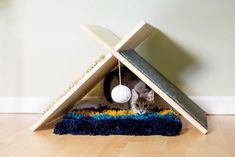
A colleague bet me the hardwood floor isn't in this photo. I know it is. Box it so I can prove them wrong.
[0,114,234,157]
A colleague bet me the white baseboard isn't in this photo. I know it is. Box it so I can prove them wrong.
[0,97,51,113]
[0,96,235,114]
[190,96,235,114]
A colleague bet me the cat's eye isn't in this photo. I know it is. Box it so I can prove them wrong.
[144,104,149,108]
[136,104,140,107]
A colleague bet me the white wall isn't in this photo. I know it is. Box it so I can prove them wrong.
[1,0,235,113]
[0,0,21,96]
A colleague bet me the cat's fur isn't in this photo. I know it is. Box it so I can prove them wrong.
[103,66,158,114]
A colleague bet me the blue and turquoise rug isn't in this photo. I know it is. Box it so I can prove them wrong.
[54,109,182,136]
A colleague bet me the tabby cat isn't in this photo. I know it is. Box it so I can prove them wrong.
[103,66,158,114]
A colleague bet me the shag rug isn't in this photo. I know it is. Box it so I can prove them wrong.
[54,109,182,136]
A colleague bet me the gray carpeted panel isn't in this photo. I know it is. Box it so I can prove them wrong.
[120,49,207,130]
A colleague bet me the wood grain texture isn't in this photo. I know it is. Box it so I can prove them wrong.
[0,114,234,157]
[31,53,117,131]
[111,50,207,134]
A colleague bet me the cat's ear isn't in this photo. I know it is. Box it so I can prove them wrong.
[131,89,139,100]
[146,90,155,102]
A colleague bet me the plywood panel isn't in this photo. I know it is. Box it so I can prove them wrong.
[31,53,117,131]
[114,21,154,51]
[80,24,120,52]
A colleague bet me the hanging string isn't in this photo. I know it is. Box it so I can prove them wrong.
[118,60,122,85]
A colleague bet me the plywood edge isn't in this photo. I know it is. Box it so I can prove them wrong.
[31,53,117,131]
[114,20,155,52]
[111,51,208,134]
[80,24,120,52]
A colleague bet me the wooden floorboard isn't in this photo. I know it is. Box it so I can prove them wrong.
[0,114,234,157]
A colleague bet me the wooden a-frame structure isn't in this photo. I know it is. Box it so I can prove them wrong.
[31,21,208,134]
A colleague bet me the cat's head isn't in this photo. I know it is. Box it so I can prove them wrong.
[130,89,155,114]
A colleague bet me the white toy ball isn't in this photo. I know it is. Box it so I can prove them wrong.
[111,85,131,103]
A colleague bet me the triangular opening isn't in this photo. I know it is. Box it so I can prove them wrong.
[71,63,173,112]
[52,62,183,136]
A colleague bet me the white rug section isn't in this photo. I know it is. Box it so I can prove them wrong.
[0,96,235,114]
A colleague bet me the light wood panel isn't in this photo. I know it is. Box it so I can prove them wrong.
[80,24,120,52]
[81,21,154,52]
[31,53,117,131]
[0,114,234,157]
[114,20,154,51]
